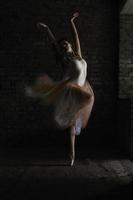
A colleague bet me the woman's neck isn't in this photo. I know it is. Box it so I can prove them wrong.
[64,51,82,60]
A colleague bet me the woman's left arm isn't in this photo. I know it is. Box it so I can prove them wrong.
[70,12,82,58]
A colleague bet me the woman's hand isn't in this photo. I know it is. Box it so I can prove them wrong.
[37,22,48,29]
[70,12,79,22]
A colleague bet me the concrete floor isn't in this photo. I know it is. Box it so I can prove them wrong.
[0,147,133,200]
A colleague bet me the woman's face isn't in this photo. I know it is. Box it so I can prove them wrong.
[59,40,73,53]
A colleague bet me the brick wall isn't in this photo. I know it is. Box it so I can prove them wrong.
[0,0,119,147]
[119,14,133,156]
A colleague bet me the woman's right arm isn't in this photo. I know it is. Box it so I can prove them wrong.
[37,22,61,55]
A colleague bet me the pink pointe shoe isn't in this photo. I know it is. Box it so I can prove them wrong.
[70,158,74,166]
[70,154,75,166]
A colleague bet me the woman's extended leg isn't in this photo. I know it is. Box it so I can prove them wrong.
[70,125,76,166]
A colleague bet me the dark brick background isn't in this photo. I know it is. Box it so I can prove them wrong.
[119,14,133,157]
[0,0,119,147]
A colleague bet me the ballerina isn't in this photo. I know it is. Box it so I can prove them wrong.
[26,12,94,166]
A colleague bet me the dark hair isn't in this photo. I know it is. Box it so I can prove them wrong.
[58,37,70,45]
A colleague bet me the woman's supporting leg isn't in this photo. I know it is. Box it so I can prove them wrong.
[70,125,76,166]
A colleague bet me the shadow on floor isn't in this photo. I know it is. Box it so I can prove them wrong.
[0,146,132,200]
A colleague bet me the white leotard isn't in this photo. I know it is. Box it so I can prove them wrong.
[73,58,87,86]
[63,56,87,87]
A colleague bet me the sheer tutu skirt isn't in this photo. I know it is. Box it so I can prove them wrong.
[25,74,94,134]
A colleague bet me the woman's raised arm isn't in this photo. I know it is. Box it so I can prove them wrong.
[37,22,61,55]
[70,12,82,58]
